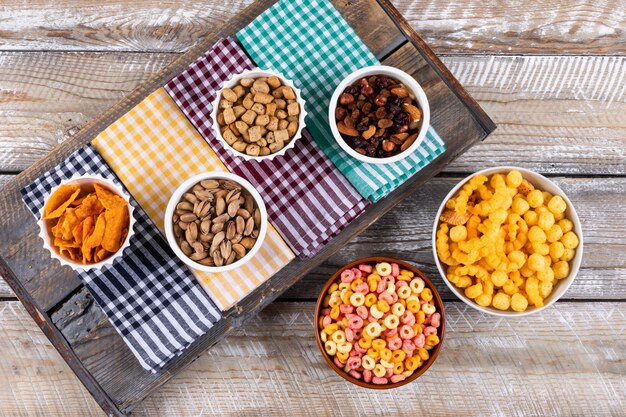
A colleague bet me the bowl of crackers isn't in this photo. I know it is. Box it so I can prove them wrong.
[38,174,134,270]
[210,68,307,161]
[432,167,583,316]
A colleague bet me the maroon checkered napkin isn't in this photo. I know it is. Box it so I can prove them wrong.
[165,37,369,257]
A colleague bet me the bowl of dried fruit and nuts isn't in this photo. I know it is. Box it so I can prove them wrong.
[211,69,307,160]
[165,172,268,272]
[328,65,430,164]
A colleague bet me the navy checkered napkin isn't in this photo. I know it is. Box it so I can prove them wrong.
[21,144,222,373]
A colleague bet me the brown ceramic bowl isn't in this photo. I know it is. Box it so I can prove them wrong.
[314,256,446,389]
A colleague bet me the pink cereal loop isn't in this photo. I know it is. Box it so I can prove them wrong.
[431,312,441,328]
[388,337,402,350]
[363,369,373,383]
[341,269,355,283]
[376,279,387,294]
[390,292,398,303]
[349,370,362,380]
[322,315,332,327]
[351,268,363,279]
[424,314,432,325]
[414,333,425,348]
[349,349,362,358]
[333,356,343,368]
[348,315,364,330]
[399,325,415,340]
[355,282,369,294]
[391,263,400,277]
[321,308,330,315]
[345,328,355,342]
[379,292,393,304]
[358,264,373,273]
[340,304,354,314]
[373,376,388,385]
[383,275,396,284]
[347,357,362,370]
[401,311,416,326]
[402,339,416,352]
[396,280,408,287]
[356,306,369,320]
[354,329,363,340]
[404,349,413,358]
[390,374,406,384]
[385,368,393,378]
[424,326,437,336]
[367,315,378,323]
[383,328,398,338]
[354,343,367,354]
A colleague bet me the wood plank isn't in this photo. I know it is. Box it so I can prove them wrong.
[1,55,624,173]
[3,300,624,416]
[283,176,626,300]
[0,0,623,54]
[0,301,104,417]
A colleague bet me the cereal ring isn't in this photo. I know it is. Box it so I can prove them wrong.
[391,302,406,317]
[430,312,441,328]
[349,370,362,380]
[376,279,388,294]
[383,314,400,329]
[347,356,362,370]
[350,292,365,307]
[391,263,400,277]
[331,330,346,344]
[400,311,416,326]
[370,304,384,319]
[399,325,415,340]
[390,374,406,384]
[402,339,416,352]
[322,315,332,327]
[348,315,364,330]
[388,336,403,351]
[356,305,369,320]
[378,291,394,305]
[355,282,369,294]
[333,356,343,368]
[422,303,436,315]
[345,327,355,342]
[376,262,392,276]
[385,367,394,378]
[371,339,386,351]
[397,285,412,299]
[359,264,373,273]
[383,327,398,339]
[409,278,425,294]
[364,322,382,338]
[320,331,327,343]
[324,340,337,356]
[351,268,363,279]
[363,369,373,383]
[423,326,437,336]
[413,333,425,348]
[373,364,386,378]
[339,304,354,315]
[341,269,355,283]
[372,376,388,385]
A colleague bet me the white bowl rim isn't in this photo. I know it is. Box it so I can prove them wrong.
[210,68,307,162]
[328,64,430,165]
[37,174,136,271]
[164,171,268,273]
[431,166,584,317]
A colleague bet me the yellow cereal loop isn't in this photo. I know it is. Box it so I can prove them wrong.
[373,364,386,378]
[371,339,386,351]
[417,348,430,361]
[425,334,440,347]
[393,362,405,375]
[327,283,338,294]
[405,357,420,371]
[367,348,380,360]
[324,323,339,335]
[364,293,377,307]
[376,299,390,313]
[336,351,349,363]
[407,299,421,314]
[380,348,393,362]
[362,355,375,370]
[330,306,340,320]
[358,338,372,349]
[331,330,346,344]
[400,269,414,278]
[324,340,337,355]
[416,310,426,324]
[421,288,433,302]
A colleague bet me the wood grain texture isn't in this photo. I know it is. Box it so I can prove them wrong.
[283,176,626,301]
[0,0,623,54]
[0,55,623,173]
[2,301,624,417]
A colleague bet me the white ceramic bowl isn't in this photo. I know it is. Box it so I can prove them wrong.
[165,172,268,272]
[210,68,307,162]
[38,174,136,271]
[328,65,430,165]
[432,166,584,317]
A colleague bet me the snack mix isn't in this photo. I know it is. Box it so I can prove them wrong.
[43,182,130,264]
[216,75,300,157]
[172,178,262,267]
[436,170,580,312]
[334,74,423,158]
[319,261,442,385]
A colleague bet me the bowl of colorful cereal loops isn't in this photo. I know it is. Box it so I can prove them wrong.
[433,167,583,317]
[314,257,445,388]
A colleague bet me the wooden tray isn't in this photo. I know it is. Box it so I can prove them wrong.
[0,1,495,415]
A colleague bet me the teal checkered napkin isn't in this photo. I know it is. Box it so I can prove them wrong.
[237,0,446,201]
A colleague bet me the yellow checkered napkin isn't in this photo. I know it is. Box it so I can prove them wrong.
[92,88,295,310]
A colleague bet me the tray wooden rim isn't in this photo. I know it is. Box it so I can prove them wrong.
[0,1,496,415]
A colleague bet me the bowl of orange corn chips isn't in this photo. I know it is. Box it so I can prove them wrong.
[38,175,135,270]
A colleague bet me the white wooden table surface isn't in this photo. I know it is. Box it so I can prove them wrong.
[0,1,624,416]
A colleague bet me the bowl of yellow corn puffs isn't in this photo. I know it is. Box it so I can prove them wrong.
[432,167,583,316]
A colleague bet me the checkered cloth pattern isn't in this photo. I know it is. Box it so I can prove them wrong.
[165,37,370,257]
[237,0,447,202]
[92,88,295,309]
[20,144,222,373]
